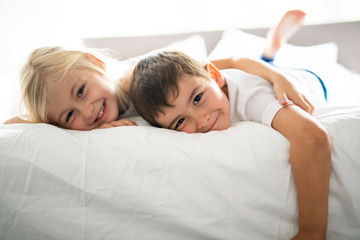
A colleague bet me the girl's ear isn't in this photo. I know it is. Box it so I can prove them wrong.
[86,53,106,70]
[206,62,225,87]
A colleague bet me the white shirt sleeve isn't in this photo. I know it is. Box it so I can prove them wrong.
[222,69,287,127]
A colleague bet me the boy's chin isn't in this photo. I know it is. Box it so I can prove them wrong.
[210,122,230,133]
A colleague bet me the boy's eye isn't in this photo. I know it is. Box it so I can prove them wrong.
[175,118,185,130]
[66,111,74,123]
[193,94,202,105]
[77,85,84,98]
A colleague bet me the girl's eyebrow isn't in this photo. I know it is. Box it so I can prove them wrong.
[58,110,66,125]
[58,82,77,124]
[71,84,76,98]
[71,79,81,98]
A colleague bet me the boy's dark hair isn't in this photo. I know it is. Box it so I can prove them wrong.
[129,51,209,126]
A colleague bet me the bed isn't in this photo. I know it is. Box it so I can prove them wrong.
[1,21,360,239]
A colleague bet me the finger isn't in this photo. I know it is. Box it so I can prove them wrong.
[280,97,290,106]
[96,123,112,129]
[115,119,137,126]
[301,95,315,115]
[107,119,137,127]
[293,95,312,114]
[275,91,290,106]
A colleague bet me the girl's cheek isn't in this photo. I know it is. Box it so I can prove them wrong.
[72,119,88,130]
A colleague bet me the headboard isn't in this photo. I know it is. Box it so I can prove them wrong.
[83,21,360,73]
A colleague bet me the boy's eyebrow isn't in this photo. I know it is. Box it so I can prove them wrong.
[167,118,177,129]
[166,86,199,129]
[188,86,199,106]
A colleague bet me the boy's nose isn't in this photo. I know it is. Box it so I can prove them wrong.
[195,112,210,132]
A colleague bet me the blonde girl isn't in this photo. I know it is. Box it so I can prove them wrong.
[14,47,136,130]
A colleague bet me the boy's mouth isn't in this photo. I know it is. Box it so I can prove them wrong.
[94,101,106,123]
[205,113,219,133]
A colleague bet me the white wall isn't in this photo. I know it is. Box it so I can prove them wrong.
[1,0,359,122]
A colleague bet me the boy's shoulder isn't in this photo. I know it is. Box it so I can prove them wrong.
[220,68,246,76]
[220,68,245,85]
[221,68,271,89]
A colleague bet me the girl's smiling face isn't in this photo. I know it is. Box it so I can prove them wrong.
[46,68,119,130]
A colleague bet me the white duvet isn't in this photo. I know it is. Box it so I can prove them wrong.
[1,105,360,240]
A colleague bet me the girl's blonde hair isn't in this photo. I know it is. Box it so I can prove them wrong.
[20,46,130,123]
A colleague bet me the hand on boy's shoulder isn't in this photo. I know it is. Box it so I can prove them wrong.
[272,75,315,115]
[96,118,137,129]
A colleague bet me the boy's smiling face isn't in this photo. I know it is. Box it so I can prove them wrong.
[155,66,231,133]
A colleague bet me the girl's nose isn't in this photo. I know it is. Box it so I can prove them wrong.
[78,102,94,121]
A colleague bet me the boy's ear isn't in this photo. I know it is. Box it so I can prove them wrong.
[206,62,225,87]
[86,53,106,70]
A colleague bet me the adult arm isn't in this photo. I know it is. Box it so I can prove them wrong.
[211,57,314,114]
[272,105,331,240]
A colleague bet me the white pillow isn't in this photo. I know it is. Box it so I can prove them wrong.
[208,29,338,70]
[208,29,267,60]
[274,42,338,69]
[107,34,208,80]
[161,34,208,62]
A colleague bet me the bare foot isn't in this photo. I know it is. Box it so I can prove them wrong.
[263,10,306,59]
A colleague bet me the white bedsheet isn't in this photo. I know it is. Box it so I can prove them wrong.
[1,105,359,240]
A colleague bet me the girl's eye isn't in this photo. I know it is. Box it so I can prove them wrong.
[193,94,202,105]
[66,111,74,123]
[175,118,185,130]
[77,85,84,98]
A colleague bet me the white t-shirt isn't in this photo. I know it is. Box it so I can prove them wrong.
[222,68,326,127]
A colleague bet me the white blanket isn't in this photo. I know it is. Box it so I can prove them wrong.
[1,105,359,240]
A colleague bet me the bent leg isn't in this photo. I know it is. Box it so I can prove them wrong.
[262,10,306,61]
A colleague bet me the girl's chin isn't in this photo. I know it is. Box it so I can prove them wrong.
[105,101,119,122]
[108,110,120,122]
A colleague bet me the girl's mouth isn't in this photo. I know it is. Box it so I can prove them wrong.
[95,101,106,123]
